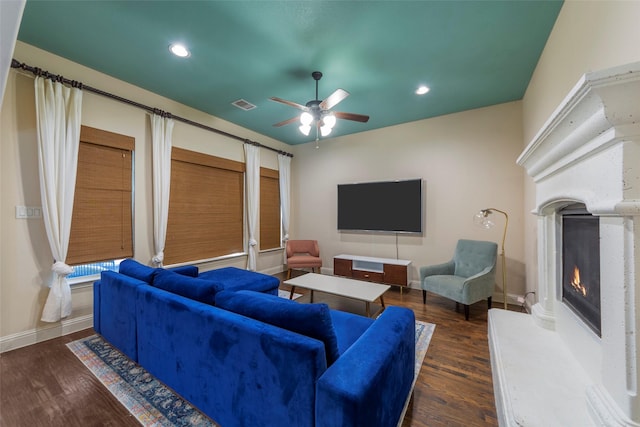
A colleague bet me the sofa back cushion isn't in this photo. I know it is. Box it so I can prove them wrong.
[152,268,223,305]
[119,258,156,282]
[215,290,340,366]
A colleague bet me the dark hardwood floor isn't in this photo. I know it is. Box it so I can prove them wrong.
[0,270,506,426]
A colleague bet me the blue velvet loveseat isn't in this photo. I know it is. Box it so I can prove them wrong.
[93,259,416,427]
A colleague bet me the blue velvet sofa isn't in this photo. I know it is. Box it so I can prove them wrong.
[93,258,280,360]
[93,260,416,427]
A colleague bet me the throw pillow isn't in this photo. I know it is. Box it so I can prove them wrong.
[152,268,223,306]
[119,258,156,283]
[215,290,341,366]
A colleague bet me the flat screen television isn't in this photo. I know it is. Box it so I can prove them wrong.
[337,179,423,233]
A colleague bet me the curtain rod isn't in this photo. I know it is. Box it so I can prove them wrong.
[10,59,293,158]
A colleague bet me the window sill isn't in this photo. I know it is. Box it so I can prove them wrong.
[68,275,98,288]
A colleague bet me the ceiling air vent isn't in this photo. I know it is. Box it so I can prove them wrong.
[231,99,257,111]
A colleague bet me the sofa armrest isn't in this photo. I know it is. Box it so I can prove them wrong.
[168,265,199,277]
[315,306,415,427]
[419,260,454,281]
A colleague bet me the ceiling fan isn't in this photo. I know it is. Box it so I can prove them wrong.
[270,71,369,137]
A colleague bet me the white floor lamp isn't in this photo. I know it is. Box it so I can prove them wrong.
[474,208,509,310]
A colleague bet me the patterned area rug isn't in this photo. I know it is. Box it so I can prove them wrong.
[67,320,435,427]
[277,288,302,300]
[67,335,218,426]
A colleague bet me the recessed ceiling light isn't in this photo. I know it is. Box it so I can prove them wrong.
[169,43,190,58]
[416,85,430,95]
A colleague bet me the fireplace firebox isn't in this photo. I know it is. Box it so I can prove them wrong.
[561,203,601,337]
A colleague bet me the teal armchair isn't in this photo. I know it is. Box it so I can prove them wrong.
[420,239,497,320]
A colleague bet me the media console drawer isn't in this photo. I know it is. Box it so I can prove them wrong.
[333,254,411,287]
[352,269,384,283]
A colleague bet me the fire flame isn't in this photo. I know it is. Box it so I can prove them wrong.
[570,265,588,297]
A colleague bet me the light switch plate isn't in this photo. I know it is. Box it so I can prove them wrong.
[16,206,42,219]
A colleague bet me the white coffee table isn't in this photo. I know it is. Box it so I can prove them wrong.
[284,273,390,317]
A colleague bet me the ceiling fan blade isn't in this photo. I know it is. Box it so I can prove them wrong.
[334,111,370,123]
[320,89,349,110]
[270,97,308,111]
[273,116,300,127]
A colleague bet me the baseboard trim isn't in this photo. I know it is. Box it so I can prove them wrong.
[0,314,93,353]
[259,265,286,276]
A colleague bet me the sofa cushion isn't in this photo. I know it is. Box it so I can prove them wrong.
[198,266,280,295]
[215,290,340,366]
[152,268,223,305]
[169,265,199,277]
[119,258,156,283]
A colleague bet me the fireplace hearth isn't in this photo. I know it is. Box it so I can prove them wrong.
[561,204,601,337]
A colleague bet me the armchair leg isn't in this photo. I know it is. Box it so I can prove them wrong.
[287,269,292,280]
[464,305,470,321]
[488,297,492,310]
[422,290,426,304]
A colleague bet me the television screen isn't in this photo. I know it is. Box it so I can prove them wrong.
[337,179,423,233]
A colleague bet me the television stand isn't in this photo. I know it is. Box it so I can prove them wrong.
[333,254,411,291]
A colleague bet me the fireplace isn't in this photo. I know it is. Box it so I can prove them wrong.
[561,204,601,337]
[489,62,640,427]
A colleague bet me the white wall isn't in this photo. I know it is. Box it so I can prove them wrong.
[0,42,290,350]
[0,0,24,104]
[290,101,525,300]
[521,0,640,296]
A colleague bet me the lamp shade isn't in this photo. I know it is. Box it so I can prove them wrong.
[299,124,311,136]
[323,114,336,128]
[320,125,332,137]
[473,211,494,229]
[300,112,313,125]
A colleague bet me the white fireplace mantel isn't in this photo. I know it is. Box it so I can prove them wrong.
[490,61,640,427]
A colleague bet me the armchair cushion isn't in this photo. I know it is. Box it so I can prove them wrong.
[215,290,340,366]
[453,239,498,278]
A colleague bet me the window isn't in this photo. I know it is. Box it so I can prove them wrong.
[67,260,120,279]
[260,167,281,250]
[66,126,134,277]
[164,147,245,265]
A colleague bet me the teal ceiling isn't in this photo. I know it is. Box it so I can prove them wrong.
[17,1,563,145]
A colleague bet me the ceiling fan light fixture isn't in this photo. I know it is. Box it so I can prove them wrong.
[300,111,313,125]
[271,71,369,139]
[299,124,311,136]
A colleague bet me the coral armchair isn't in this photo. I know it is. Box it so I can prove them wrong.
[420,239,497,320]
[286,240,322,279]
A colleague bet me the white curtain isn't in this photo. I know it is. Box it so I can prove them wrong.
[35,76,82,322]
[278,154,291,265]
[151,113,174,267]
[244,143,260,271]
